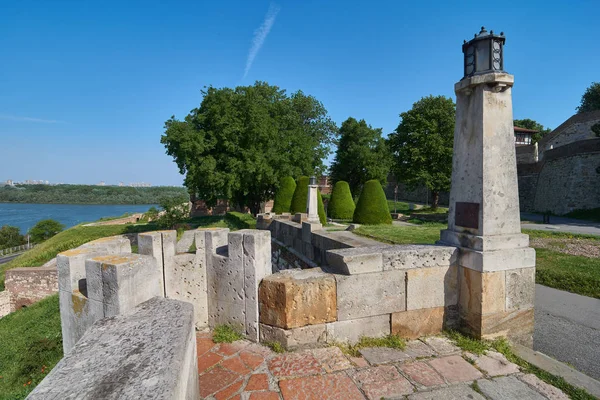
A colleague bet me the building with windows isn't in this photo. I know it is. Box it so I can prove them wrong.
[514,126,538,146]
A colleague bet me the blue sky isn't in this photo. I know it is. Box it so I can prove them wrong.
[1,0,598,186]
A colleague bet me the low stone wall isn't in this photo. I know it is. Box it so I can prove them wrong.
[258,244,460,349]
[4,260,58,310]
[27,297,199,400]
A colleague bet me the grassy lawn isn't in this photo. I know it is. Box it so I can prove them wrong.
[354,224,600,299]
[0,295,62,400]
[386,199,448,215]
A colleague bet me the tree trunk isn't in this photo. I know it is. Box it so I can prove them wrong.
[432,192,439,210]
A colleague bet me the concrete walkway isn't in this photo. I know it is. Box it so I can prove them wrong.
[521,212,600,236]
[535,284,600,381]
[196,333,570,399]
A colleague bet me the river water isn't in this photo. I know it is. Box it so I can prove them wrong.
[0,203,156,234]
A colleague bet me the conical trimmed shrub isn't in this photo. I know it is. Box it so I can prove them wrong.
[328,181,355,219]
[272,176,296,214]
[353,179,392,225]
[290,176,309,214]
[317,190,327,225]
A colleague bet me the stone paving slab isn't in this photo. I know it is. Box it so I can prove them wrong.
[477,375,547,400]
[196,333,571,400]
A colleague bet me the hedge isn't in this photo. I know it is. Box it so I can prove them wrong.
[317,190,327,225]
[272,176,296,214]
[290,176,309,214]
[328,181,355,219]
[353,180,392,225]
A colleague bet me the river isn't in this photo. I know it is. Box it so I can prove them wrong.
[0,203,156,234]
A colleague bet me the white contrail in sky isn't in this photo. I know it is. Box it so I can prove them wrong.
[244,3,280,79]
[0,114,64,123]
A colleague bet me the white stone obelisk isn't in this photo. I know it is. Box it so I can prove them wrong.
[439,71,536,346]
[306,178,320,223]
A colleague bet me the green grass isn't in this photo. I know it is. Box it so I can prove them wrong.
[334,334,406,357]
[353,223,442,245]
[524,229,600,241]
[225,212,257,229]
[0,295,62,400]
[564,207,600,223]
[263,341,285,353]
[446,331,595,400]
[535,248,600,299]
[212,325,243,343]
[386,200,448,215]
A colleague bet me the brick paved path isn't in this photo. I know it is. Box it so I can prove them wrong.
[196,333,569,399]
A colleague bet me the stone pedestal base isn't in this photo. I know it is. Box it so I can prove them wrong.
[457,266,535,346]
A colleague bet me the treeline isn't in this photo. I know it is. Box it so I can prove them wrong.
[0,185,188,205]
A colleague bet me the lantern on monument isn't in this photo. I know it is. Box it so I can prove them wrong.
[462,26,505,78]
[309,176,317,186]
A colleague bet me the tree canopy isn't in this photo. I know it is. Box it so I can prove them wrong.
[329,117,392,196]
[29,219,64,243]
[0,226,25,248]
[577,82,600,113]
[161,82,337,215]
[388,95,455,209]
[514,118,552,143]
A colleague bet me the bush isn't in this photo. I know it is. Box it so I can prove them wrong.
[272,176,296,214]
[156,194,190,229]
[317,190,327,225]
[29,220,65,243]
[353,180,392,225]
[289,176,309,214]
[328,181,355,219]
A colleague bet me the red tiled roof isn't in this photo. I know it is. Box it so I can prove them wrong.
[514,126,538,133]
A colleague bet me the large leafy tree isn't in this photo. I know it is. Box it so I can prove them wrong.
[329,117,392,196]
[514,118,552,143]
[161,82,337,215]
[0,225,25,248]
[388,95,455,209]
[29,219,64,243]
[577,82,600,113]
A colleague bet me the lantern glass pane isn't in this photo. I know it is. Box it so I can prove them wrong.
[476,41,490,72]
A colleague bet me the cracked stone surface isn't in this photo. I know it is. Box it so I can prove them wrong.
[195,333,570,400]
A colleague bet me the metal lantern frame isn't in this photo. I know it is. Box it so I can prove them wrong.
[462,27,506,78]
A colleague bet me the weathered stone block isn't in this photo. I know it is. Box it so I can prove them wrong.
[382,245,458,271]
[459,267,505,316]
[176,230,196,254]
[302,221,322,243]
[406,265,458,310]
[392,307,446,339]
[326,314,390,344]
[259,323,327,350]
[259,268,336,329]
[85,254,162,318]
[460,247,536,272]
[326,246,385,275]
[167,253,208,329]
[241,230,272,342]
[57,247,108,293]
[336,270,405,321]
[81,235,131,254]
[28,298,199,400]
[505,267,535,311]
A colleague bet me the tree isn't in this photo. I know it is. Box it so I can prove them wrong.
[161,82,337,215]
[353,180,392,225]
[514,118,552,143]
[29,219,64,243]
[388,95,455,209]
[327,181,355,219]
[577,82,600,113]
[0,225,25,248]
[329,117,392,196]
[156,195,190,229]
[290,176,309,215]
[272,176,296,214]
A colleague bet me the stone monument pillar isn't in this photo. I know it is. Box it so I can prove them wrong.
[439,28,535,346]
[306,176,320,223]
